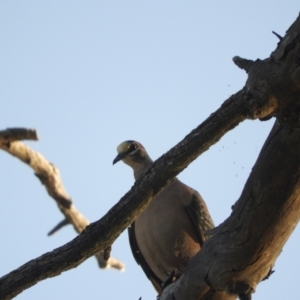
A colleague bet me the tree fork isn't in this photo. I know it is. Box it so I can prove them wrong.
[160,13,300,300]
[0,13,300,300]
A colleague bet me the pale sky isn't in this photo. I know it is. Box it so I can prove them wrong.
[0,2,299,299]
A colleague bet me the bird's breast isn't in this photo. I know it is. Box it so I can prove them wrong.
[134,181,201,282]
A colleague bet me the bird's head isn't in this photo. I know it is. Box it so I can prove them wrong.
[113,140,153,178]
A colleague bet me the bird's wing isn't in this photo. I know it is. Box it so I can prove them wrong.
[128,223,163,293]
[186,189,215,246]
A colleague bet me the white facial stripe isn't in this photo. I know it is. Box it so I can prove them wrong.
[117,142,131,154]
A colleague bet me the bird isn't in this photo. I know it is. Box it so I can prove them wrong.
[113,140,215,293]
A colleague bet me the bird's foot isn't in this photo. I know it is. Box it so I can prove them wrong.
[161,269,181,290]
[157,270,181,299]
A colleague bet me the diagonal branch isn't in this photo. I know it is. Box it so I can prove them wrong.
[0,128,125,272]
[0,91,249,299]
[159,12,300,300]
[0,128,38,142]
[160,120,300,299]
[1,12,299,300]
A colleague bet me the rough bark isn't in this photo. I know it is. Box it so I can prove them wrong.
[160,12,300,300]
[0,89,248,299]
[0,12,299,300]
[160,120,300,299]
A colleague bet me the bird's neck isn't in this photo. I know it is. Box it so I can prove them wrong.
[133,157,153,180]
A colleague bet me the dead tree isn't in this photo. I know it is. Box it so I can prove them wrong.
[0,13,300,300]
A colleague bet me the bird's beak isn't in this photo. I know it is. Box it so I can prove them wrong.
[113,153,127,165]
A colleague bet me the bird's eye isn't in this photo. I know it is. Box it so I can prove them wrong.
[129,143,138,153]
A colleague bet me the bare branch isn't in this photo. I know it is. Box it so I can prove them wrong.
[160,120,300,300]
[272,31,283,41]
[0,128,38,142]
[0,134,125,272]
[159,13,300,300]
[48,219,70,236]
[1,11,300,300]
[0,90,249,299]
[232,56,254,73]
